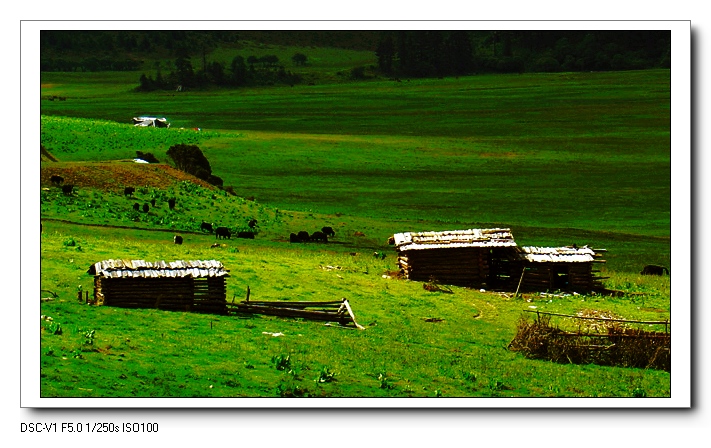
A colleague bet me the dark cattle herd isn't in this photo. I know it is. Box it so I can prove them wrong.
[290,227,335,243]
[197,220,260,240]
[43,174,672,290]
[310,231,328,243]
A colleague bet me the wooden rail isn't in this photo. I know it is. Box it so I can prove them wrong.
[523,309,670,326]
[229,287,365,329]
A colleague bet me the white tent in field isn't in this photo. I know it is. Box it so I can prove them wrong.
[132,116,170,128]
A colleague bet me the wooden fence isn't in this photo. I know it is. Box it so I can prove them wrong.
[228,287,364,329]
[509,310,670,371]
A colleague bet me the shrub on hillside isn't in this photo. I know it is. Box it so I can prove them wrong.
[166,144,223,187]
[135,151,160,163]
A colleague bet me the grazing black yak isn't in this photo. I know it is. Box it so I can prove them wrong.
[168,198,176,210]
[641,264,669,276]
[310,231,328,243]
[142,203,150,213]
[321,226,335,237]
[50,175,64,186]
[124,187,135,196]
[61,184,74,195]
[200,222,214,233]
[133,203,140,211]
[174,235,183,244]
[215,227,232,239]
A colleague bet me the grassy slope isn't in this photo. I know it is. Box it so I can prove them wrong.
[38,59,672,398]
[40,70,671,270]
[40,220,671,399]
[40,70,670,239]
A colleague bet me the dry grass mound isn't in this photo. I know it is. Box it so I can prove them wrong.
[40,162,215,192]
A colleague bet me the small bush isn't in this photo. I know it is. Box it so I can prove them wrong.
[44,321,62,335]
[377,372,392,390]
[271,354,291,372]
[632,387,647,398]
[135,151,160,163]
[315,367,337,383]
[276,378,310,398]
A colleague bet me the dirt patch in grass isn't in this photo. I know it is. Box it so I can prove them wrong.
[40,162,215,192]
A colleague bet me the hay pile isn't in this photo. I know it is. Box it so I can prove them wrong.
[508,315,670,372]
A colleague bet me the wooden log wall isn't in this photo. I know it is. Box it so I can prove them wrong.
[520,265,557,291]
[487,248,522,290]
[398,247,490,287]
[94,277,227,314]
[519,262,606,292]
[396,243,607,293]
[192,277,228,314]
[568,263,598,291]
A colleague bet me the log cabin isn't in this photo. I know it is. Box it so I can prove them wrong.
[87,259,229,314]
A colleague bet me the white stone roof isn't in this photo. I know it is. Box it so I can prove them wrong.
[519,246,597,263]
[88,259,229,278]
[393,228,517,251]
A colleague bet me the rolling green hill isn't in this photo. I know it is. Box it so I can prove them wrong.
[38,47,672,399]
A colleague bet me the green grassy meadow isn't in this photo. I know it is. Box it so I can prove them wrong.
[37,66,672,400]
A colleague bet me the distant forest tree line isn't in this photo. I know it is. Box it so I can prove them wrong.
[376,30,670,77]
[136,51,302,91]
[40,30,670,88]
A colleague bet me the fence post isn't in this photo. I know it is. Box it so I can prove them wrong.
[514,267,526,298]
